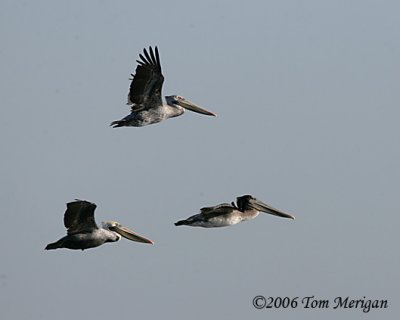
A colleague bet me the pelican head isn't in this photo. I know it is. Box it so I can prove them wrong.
[102,220,121,230]
[165,95,216,116]
[102,221,154,244]
[236,195,295,220]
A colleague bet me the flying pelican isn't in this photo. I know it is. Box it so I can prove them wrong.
[174,195,295,228]
[110,46,216,127]
[45,200,153,250]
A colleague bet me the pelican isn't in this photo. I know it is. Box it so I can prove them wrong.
[45,200,153,250]
[110,46,216,127]
[174,195,295,228]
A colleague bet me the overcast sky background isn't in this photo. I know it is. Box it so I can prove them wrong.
[1,0,399,319]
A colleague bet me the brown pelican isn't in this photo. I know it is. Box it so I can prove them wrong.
[174,195,295,228]
[45,200,153,250]
[111,46,216,127]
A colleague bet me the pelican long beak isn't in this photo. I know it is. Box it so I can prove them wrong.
[248,198,295,220]
[176,97,216,116]
[110,224,154,244]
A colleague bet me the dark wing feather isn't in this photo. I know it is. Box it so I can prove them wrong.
[64,200,98,234]
[200,203,236,219]
[127,46,164,112]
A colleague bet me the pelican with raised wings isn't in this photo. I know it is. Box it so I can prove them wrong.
[174,195,295,228]
[111,46,216,127]
[45,200,153,250]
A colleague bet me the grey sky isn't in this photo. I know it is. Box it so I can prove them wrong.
[1,0,399,319]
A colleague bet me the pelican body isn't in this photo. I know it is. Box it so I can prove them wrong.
[46,228,119,250]
[111,46,216,127]
[45,200,153,251]
[174,195,295,228]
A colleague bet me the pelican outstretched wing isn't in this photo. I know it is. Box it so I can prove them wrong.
[64,200,98,234]
[127,46,164,112]
[199,203,236,219]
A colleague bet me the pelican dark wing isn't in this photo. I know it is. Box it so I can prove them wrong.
[199,203,237,219]
[127,46,164,112]
[63,200,98,235]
